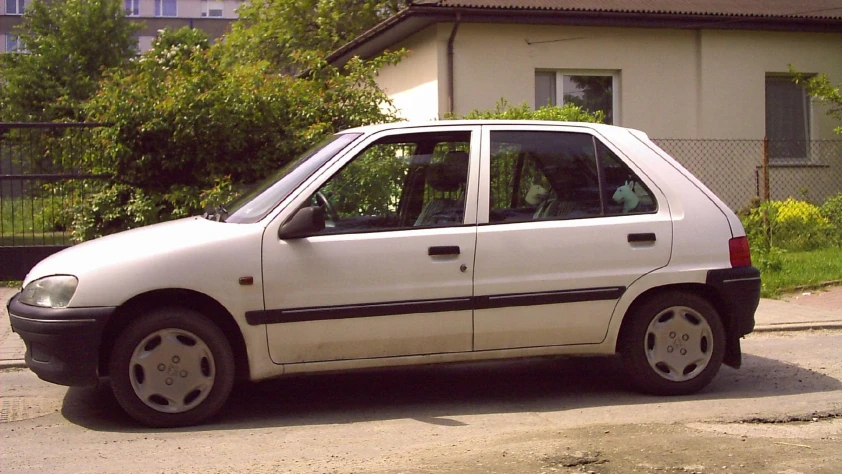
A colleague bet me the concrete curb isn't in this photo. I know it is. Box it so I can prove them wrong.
[0,359,27,369]
[753,322,842,333]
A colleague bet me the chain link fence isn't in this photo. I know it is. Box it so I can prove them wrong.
[653,139,842,211]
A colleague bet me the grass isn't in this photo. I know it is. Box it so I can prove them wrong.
[758,246,842,298]
[1,195,72,235]
[0,232,71,246]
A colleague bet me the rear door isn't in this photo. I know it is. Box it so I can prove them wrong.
[473,125,672,350]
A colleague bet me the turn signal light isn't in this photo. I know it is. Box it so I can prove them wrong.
[729,236,752,268]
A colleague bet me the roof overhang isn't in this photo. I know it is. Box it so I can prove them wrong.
[327,4,842,67]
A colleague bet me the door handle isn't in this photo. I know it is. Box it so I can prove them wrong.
[628,233,656,243]
[429,245,461,256]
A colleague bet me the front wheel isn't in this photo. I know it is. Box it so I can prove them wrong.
[109,308,235,428]
[620,292,726,396]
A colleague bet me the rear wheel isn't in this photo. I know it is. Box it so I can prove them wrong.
[109,308,235,428]
[620,292,726,395]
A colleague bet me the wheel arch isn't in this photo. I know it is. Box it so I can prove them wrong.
[617,283,732,351]
[98,289,250,381]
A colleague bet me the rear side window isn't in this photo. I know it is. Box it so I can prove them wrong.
[488,131,657,223]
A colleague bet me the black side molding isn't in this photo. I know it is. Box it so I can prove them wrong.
[245,286,626,325]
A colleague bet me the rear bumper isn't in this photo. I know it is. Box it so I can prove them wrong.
[7,293,115,387]
[706,266,761,368]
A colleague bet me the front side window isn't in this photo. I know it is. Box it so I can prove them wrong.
[535,71,617,124]
[124,0,139,16]
[223,133,361,224]
[489,131,655,224]
[154,0,177,17]
[6,0,25,15]
[309,132,471,234]
[766,75,811,161]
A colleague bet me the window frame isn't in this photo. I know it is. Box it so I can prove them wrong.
[5,34,23,53]
[200,0,224,17]
[479,125,659,226]
[535,70,621,125]
[124,0,139,16]
[5,0,25,15]
[309,132,474,235]
[154,0,177,17]
[269,126,482,236]
[765,73,814,164]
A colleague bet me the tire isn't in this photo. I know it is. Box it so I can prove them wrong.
[620,292,726,396]
[108,308,235,428]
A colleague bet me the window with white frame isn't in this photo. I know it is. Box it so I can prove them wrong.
[154,0,177,17]
[201,0,223,17]
[5,34,24,53]
[6,0,25,15]
[535,71,619,125]
[765,75,811,161]
[124,0,139,16]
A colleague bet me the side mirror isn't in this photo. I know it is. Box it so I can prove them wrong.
[278,206,326,239]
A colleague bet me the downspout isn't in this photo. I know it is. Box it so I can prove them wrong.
[447,14,462,115]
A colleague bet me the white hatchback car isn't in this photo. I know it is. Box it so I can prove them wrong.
[8,121,760,427]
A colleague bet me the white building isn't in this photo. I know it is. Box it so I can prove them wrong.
[1,0,242,53]
[327,0,842,208]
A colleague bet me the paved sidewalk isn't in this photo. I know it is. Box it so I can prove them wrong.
[1,285,841,370]
[1,287,27,369]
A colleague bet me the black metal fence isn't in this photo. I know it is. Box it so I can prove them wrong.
[653,139,842,211]
[0,123,109,280]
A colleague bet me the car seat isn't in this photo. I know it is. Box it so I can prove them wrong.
[414,151,469,226]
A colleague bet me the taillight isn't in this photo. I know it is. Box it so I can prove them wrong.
[729,236,752,268]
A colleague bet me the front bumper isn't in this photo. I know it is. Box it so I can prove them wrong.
[7,293,115,387]
[706,266,762,369]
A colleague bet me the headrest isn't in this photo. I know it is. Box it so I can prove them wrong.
[427,151,469,192]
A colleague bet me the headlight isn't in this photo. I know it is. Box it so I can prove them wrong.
[19,276,79,308]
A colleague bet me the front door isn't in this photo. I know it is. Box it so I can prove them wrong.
[261,127,481,364]
[473,126,673,350]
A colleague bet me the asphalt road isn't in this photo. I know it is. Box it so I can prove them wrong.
[1,330,841,473]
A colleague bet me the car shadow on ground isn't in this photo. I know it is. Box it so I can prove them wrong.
[60,351,842,433]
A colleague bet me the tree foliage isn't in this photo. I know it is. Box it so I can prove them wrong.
[71,27,403,241]
[791,67,842,134]
[223,0,408,71]
[0,0,140,121]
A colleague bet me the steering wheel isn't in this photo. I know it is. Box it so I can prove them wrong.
[315,191,340,222]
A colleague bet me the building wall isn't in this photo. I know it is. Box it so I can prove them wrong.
[375,25,451,122]
[697,29,841,140]
[440,23,842,140]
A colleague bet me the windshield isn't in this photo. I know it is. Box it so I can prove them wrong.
[222,133,361,223]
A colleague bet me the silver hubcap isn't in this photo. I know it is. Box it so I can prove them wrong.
[129,328,215,413]
[644,306,713,382]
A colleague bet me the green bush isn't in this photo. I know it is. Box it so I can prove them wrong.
[741,197,835,252]
[820,192,842,241]
[68,27,401,242]
[446,99,605,123]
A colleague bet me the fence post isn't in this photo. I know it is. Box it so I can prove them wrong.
[761,136,771,248]
[762,137,770,202]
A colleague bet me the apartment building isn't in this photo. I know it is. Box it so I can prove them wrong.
[1,0,242,53]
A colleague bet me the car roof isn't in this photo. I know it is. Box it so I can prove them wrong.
[339,120,646,138]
